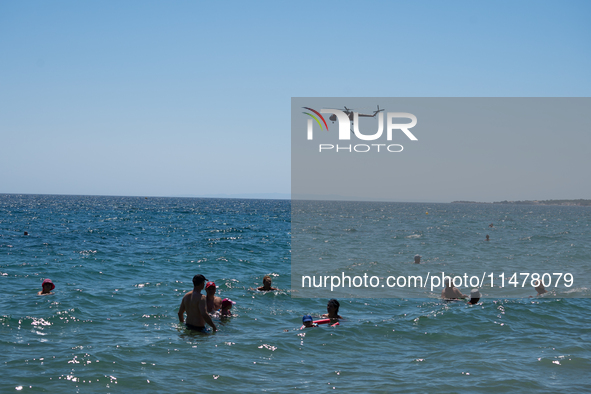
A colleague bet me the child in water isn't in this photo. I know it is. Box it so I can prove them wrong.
[302,315,317,328]
[221,298,236,316]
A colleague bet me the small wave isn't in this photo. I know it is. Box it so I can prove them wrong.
[135,282,162,288]
[258,344,278,351]
[31,317,52,327]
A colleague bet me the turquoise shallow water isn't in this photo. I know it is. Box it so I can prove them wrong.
[1,195,591,393]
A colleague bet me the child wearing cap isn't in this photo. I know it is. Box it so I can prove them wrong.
[38,279,55,295]
[302,315,317,328]
[221,298,235,316]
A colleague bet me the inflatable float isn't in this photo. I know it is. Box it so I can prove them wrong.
[300,318,339,330]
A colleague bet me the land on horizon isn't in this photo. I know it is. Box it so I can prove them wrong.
[452,199,591,206]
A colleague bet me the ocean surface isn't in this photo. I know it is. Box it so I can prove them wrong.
[1,194,590,393]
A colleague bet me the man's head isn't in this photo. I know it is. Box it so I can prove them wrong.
[263,275,272,287]
[327,298,340,314]
[469,289,481,304]
[192,274,207,289]
[414,254,421,264]
[205,281,216,295]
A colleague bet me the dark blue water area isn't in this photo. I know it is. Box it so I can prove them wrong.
[1,195,591,393]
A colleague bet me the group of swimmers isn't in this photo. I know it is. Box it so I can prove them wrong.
[37,269,547,333]
[176,273,345,333]
[440,276,548,303]
[177,274,285,333]
[300,299,342,329]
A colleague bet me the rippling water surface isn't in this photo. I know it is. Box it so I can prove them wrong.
[1,195,590,392]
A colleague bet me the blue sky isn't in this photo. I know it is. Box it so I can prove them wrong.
[1,1,590,200]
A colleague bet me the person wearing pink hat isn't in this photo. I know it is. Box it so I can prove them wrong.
[38,279,55,295]
[221,298,236,316]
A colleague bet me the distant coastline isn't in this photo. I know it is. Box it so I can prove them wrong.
[451,199,591,206]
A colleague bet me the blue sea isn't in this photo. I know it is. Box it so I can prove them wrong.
[1,194,591,393]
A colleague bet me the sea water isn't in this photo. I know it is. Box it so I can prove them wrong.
[1,195,590,393]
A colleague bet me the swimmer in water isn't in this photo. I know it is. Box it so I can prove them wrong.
[414,254,421,264]
[302,315,317,328]
[441,278,467,300]
[322,299,342,320]
[205,281,222,314]
[467,289,481,304]
[38,278,55,295]
[178,274,217,332]
[257,275,278,291]
[221,298,235,316]
[534,280,547,295]
[486,234,490,241]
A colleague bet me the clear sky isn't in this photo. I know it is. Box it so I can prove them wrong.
[1,1,590,201]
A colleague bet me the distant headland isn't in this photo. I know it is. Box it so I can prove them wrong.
[451,199,591,206]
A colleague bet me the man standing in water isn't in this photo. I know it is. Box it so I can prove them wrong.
[178,274,217,333]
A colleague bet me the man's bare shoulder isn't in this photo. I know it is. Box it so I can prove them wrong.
[183,290,200,302]
[196,292,207,302]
